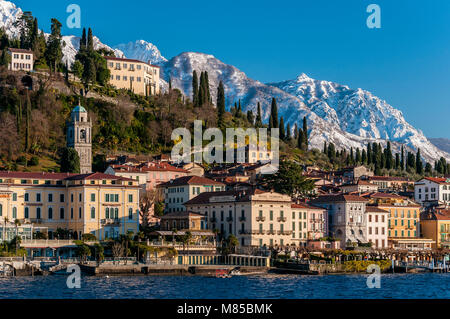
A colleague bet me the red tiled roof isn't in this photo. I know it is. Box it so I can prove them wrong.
[310,194,369,203]
[105,56,160,68]
[8,48,33,54]
[363,192,405,199]
[110,162,188,173]
[0,171,135,182]
[365,206,389,213]
[369,176,411,182]
[157,175,224,187]
[64,172,135,182]
[291,203,325,210]
[419,177,450,185]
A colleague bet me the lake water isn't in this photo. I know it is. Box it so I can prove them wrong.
[0,273,449,299]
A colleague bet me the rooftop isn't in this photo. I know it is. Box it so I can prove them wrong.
[0,171,135,182]
[158,175,224,188]
[309,194,369,203]
[105,56,160,68]
[8,48,33,54]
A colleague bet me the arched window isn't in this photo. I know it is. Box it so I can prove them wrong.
[12,207,17,219]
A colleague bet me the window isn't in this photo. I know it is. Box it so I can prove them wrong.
[60,194,65,202]
[91,193,95,202]
[12,207,17,219]
[91,207,95,219]
[105,207,110,219]
[36,193,41,202]
[12,193,17,201]
[60,208,64,219]
[71,194,74,202]
[25,193,29,202]
[128,194,133,203]
[79,193,82,202]
[24,207,29,219]
[128,208,133,220]
[48,207,53,219]
[36,207,41,219]
[71,208,74,219]
[48,194,53,202]
[0,204,3,216]
[269,211,273,221]
[79,207,82,219]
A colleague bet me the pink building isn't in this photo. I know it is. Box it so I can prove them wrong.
[105,162,189,191]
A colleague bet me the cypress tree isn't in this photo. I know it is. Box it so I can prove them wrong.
[247,110,254,124]
[204,71,211,103]
[87,28,94,52]
[355,148,361,164]
[361,149,367,164]
[255,102,262,127]
[279,117,285,140]
[323,141,327,154]
[192,70,199,106]
[270,98,278,128]
[80,28,87,51]
[367,143,372,165]
[286,123,291,140]
[294,123,298,140]
[416,148,423,174]
[217,81,225,128]
[25,91,31,152]
[298,129,305,150]
[198,72,204,106]
[401,145,405,170]
[302,117,308,149]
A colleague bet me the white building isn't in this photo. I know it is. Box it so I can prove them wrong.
[310,194,369,248]
[8,48,34,71]
[185,189,293,247]
[157,176,225,213]
[365,206,389,249]
[414,177,450,205]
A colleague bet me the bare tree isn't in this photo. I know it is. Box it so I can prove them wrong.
[139,190,162,228]
[111,242,124,264]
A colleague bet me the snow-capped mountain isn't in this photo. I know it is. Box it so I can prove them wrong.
[60,34,124,66]
[161,52,449,162]
[1,0,449,162]
[113,40,167,66]
[0,0,21,37]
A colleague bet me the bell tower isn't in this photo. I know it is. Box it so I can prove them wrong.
[67,104,92,174]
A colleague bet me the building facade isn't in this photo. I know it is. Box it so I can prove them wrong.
[8,48,34,71]
[67,105,92,174]
[105,56,160,96]
[185,190,294,247]
[420,208,450,248]
[310,194,369,248]
[158,176,225,213]
[0,172,140,241]
[414,177,450,205]
[365,206,389,248]
[291,203,327,246]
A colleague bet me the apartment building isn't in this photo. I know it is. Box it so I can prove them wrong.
[364,192,420,241]
[185,189,295,247]
[105,56,160,95]
[365,206,389,248]
[368,176,413,191]
[8,48,34,71]
[420,207,450,248]
[414,177,450,205]
[291,203,327,246]
[105,162,189,191]
[340,180,379,194]
[0,172,140,241]
[310,194,369,248]
[157,176,225,213]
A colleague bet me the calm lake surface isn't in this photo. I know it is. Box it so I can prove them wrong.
[0,273,449,299]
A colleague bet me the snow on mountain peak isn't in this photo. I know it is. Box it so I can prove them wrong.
[113,40,167,66]
[0,0,22,38]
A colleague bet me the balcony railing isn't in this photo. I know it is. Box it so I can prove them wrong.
[226,217,233,222]
[277,217,287,222]
[239,216,246,222]
[251,230,265,235]
[256,216,265,222]
[266,230,275,235]
[238,229,250,235]
[277,230,293,235]
[101,218,121,226]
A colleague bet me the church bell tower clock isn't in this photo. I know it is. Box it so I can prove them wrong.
[67,104,92,174]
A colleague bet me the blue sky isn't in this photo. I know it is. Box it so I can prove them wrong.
[15,0,450,138]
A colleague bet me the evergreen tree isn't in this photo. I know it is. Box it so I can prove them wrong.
[192,70,199,106]
[395,153,400,169]
[270,98,278,129]
[279,117,285,140]
[286,123,291,140]
[87,28,94,52]
[204,71,211,103]
[385,141,393,169]
[217,81,225,128]
[361,149,367,164]
[416,148,423,174]
[45,18,63,72]
[400,145,405,170]
[255,102,262,127]
[80,28,87,51]
[247,110,254,124]
[367,143,372,165]
[425,163,433,175]
[298,128,305,150]
[25,91,31,152]
[198,72,205,106]
[355,148,361,164]
[302,117,308,150]
[323,141,327,154]
[60,147,80,173]
[294,123,298,140]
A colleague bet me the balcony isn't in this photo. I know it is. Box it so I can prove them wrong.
[210,217,217,223]
[256,216,265,222]
[101,219,121,226]
[239,216,246,222]
[30,218,43,224]
[266,230,275,235]
[277,217,287,222]
[238,229,250,235]
[226,216,233,222]
[251,230,265,235]
[277,230,293,235]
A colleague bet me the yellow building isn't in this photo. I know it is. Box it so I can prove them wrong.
[0,172,140,241]
[105,56,160,96]
[421,208,450,248]
[364,192,420,240]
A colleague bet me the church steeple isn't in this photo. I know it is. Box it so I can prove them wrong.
[67,104,92,174]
